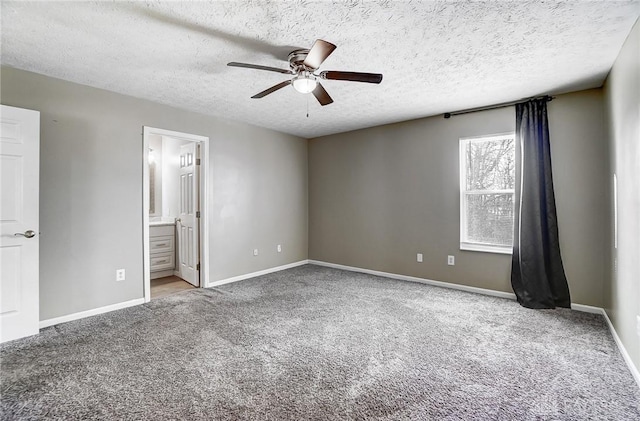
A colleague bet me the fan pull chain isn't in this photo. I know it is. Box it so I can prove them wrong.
[306,95,309,118]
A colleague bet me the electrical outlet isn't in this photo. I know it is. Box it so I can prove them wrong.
[253,249,259,256]
[417,253,423,263]
[277,244,282,253]
[116,269,125,281]
[447,255,455,266]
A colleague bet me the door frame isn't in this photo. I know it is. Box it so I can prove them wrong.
[142,126,210,302]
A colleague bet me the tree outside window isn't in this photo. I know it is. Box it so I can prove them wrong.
[459,133,515,254]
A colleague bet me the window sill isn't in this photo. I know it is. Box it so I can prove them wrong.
[460,242,512,255]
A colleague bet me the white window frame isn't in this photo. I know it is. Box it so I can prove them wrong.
[459,132,515,254]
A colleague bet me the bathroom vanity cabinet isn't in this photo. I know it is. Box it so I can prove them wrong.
[149,223,175,279]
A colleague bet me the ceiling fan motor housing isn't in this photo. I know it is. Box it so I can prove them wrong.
[288,49,312,72]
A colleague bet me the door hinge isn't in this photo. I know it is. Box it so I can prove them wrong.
[196,211,201,218]
[196,263,200,271]
[196,158,201,165]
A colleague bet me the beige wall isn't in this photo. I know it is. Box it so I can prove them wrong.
[309,89,608,307]
[604,19,640,372]
[1,67,308,321]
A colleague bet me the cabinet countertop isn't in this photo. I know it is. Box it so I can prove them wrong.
[149,221,175,227]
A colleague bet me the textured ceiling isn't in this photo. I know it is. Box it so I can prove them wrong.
[1,1,639,138]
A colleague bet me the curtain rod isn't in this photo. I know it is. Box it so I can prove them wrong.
[443,95,554,119]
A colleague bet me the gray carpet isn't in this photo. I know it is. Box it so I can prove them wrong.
[1,265,639,420]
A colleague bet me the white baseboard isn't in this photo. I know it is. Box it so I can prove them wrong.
[207,260,310,288]
[38,260,311,329]
[39,298,146,329]
[308,259,517,300]
[570,303,604,314]
[601,308,640,389]
[308,259,640,390]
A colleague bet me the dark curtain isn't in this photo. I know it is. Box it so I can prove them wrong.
[511,98,571,309]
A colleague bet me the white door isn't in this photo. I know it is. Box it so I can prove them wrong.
[0,105,40,343]
[177,142,199,287]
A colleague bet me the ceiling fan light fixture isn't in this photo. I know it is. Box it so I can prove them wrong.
[292,74,317,94]
[228,39,382,106]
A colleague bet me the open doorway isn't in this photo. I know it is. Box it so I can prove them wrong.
[142,127,209,302]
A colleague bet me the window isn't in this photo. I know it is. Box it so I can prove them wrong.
[459,133,515,254]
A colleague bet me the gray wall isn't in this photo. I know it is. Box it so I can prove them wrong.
[549,90,608,307]
[309,89,608,307]
[604,19,640,372]
[1,67,308,321]
[1,60,627,339]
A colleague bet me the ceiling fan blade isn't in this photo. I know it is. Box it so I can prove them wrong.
[312,83,333,106]
[303,39,337,70]
[320,71,383,84]
[251,80,292,98]
[228,62,293,74]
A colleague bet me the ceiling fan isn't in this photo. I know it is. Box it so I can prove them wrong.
[227,39,383,106]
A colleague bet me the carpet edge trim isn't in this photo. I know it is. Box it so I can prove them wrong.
[39,298,146,329]
[308,259,640,390]
[206,260,310,288]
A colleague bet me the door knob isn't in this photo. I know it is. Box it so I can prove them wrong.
[14,230,36,238]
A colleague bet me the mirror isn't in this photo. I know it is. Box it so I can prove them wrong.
[149,156,156,215]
